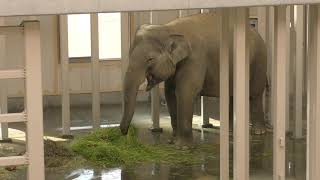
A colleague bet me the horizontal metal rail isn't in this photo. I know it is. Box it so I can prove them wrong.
[0,112,26,123]
[0,156,28,166]
[0,69,25,79]
[0,26,23,35]
[0,0,320,17]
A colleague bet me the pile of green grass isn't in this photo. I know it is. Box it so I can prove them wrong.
[70,127,217,167]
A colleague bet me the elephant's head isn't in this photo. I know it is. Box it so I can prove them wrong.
[120,25,191,135]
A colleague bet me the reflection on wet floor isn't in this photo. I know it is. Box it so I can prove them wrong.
[5,103,306,180]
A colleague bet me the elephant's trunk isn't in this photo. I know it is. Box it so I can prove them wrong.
[120,69,145,135]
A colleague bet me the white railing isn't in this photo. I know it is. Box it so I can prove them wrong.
[0,21,45,180]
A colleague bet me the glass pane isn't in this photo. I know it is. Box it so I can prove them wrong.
[67,14,91,58]
[98,13,121,59]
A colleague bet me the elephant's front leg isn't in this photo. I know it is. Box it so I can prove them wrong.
[165,79,178,143]
[175,87,197,147]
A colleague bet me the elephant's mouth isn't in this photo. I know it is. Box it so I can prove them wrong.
[146,73,162,91]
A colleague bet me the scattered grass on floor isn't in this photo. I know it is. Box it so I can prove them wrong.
[70,127,217,167]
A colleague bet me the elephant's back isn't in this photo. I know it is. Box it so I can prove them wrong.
[166,12,267,97]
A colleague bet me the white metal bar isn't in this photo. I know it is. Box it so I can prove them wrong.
[67,124,120,131]
[307,5,320,180]
[24,21,45,180]
[1,0,320,17]
[150,11,161,131]
[59,15,71,135]
[285,6,293,132]
[258,7,268,42]
[233,7,249,180]
[295,5,305,138]
[90,13,100,129]
[0,112,26,123]
[0,156,28,166]
[0,32,8,140]
[0,69,25,79]
[201,96,210,126]
[219,9,230,180]
[273,6,288,180]
[270,7,276,127]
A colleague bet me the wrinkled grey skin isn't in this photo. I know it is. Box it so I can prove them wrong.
[120,12,267,146]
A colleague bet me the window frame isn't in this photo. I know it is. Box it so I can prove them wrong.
[59,13,122,63]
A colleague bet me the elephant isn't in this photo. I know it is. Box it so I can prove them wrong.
[120,12,267,147]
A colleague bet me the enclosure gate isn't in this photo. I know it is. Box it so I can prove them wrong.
[0,21,45,180]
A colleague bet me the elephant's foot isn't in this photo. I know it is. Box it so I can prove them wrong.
[251,122,267,135]
[174,137,194,151]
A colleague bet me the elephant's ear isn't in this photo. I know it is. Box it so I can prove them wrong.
[165,34,191,65]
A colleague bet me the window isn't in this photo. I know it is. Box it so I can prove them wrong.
[67,14,91,58]
[98,13,121,59]
[67,13,121,59]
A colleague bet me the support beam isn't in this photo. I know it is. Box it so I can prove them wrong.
[273,6,288,180]
[90,13,100,129]
[201,96,212,128]
[233,7,249,180]
[24,21,45,180]
[0,32,8,141]
[257,7,268,42]
[2,0,320,17]
[295,5,306,139]
[0,156,28,166]
[179,9,200,17]
[59,15,71,135]
[270,7,276,127]
[149,11,162,133]
[0,112,26,123]
[307,5,320,180]
[219,9,230,180]
[286,5,294,132]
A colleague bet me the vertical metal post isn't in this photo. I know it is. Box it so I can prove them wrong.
[24,21,45,180]
[150,11,162,132]
[90,13,100,129]
[285,6,294,132]
[273,6,288,180]
[295,5,306,139]
[258,7,268,42]
[233,7,249,180]
[201,96,212,128]
[0,34,8,141]
[258,7,272,125]
[219,9,230,180]
[307,5,320,180]
[0,18,8,141]
[59,15,71,135]
[270,7,276,127]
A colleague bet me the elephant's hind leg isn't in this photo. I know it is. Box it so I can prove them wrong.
[165,80,178,143]
[250,96,267,135]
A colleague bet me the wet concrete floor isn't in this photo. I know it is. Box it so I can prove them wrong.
[2,102,306,180]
